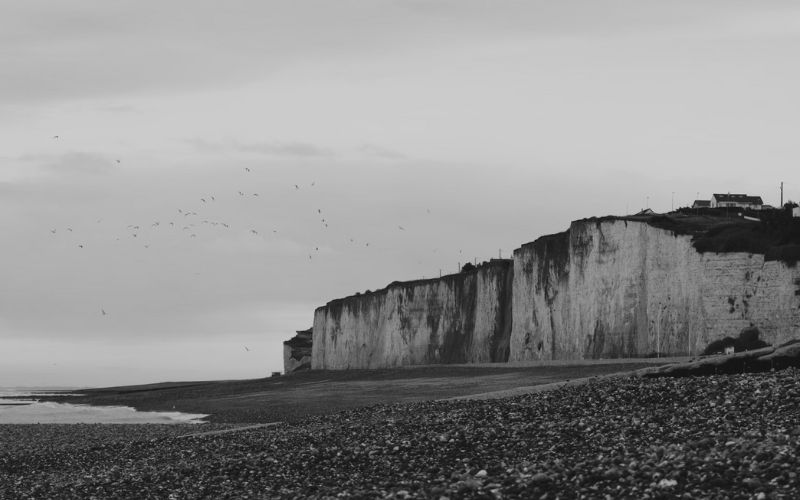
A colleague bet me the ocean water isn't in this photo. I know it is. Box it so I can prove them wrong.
[0,388,208,424]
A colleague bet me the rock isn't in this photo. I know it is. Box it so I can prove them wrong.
[530,473,550,484]
[658,478,678,488]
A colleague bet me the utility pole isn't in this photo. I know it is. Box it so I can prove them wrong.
[499,249,502,259]
[671,192,675,211]
[781,181,784,207]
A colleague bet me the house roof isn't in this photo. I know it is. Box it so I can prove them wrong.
[712,193,763,204]
[692,200,711,207]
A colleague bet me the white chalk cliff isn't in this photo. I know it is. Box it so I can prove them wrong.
[510,219,800,361]
[308,217,800,369]
[312,261,512,370]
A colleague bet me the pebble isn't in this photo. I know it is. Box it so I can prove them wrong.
[1,369,799,498]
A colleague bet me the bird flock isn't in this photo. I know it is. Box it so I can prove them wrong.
[44,136,434,261]
[43,136,458,320]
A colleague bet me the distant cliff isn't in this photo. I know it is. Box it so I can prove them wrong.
[510,218,800,361]
[312,260,513,369]
[283,328,313,373]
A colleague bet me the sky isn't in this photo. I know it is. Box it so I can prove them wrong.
[2,1,800,387]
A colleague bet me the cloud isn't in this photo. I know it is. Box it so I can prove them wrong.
[188,138,334,158]
[2,1,759,107]
[358,144,407,160]
[237,141,333,158]
[20,151,120,176]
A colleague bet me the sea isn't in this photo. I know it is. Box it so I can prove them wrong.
[0,387,208,424]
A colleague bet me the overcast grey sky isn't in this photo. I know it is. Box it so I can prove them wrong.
[2,1,800,387]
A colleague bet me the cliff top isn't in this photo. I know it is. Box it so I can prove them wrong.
[318,258,513,310]
[518,208,800,265]
[283,328,313,348]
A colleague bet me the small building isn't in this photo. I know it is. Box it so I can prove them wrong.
[724,346,735,355]
[793,207,800,218]
[710,193,763,210]
[692,200,711,209]
[283,328,313,374]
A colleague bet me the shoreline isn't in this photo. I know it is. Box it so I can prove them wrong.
[7,360,680,424]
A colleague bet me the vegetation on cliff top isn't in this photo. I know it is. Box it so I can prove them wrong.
[582,206,800,266]
[642,207,800,266]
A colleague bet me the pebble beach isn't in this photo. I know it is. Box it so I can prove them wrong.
[2,369,798,499]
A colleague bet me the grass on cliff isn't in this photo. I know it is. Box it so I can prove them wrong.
[632,208,800,266]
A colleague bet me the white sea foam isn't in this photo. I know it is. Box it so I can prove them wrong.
[0,389,208,424]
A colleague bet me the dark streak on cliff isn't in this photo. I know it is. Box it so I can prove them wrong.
[491,265,514,362]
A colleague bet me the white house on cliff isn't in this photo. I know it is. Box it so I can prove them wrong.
[710,193,764,210]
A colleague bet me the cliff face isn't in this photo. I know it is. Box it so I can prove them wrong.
[510,219,800,361]
[312,260,513,369]
[283,328,313,373]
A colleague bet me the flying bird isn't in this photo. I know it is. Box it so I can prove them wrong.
[250,229,258,234]
[78,244,84,248]
[52,135,59,139]
[201,198,206,203]
[50,229,56,234]
[253,193,259,196]
[66,227,72,232]
[294,184,300,190]
[115,159,120,164]
[101,308,107,316]
[245,167,250,172]
[398,226,405,231]
[244,346,250,352]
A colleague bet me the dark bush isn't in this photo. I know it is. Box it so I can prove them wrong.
[461,262,477,272]
[702,336,736,356]
[702,327,770,355]
[764,244,800,267]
